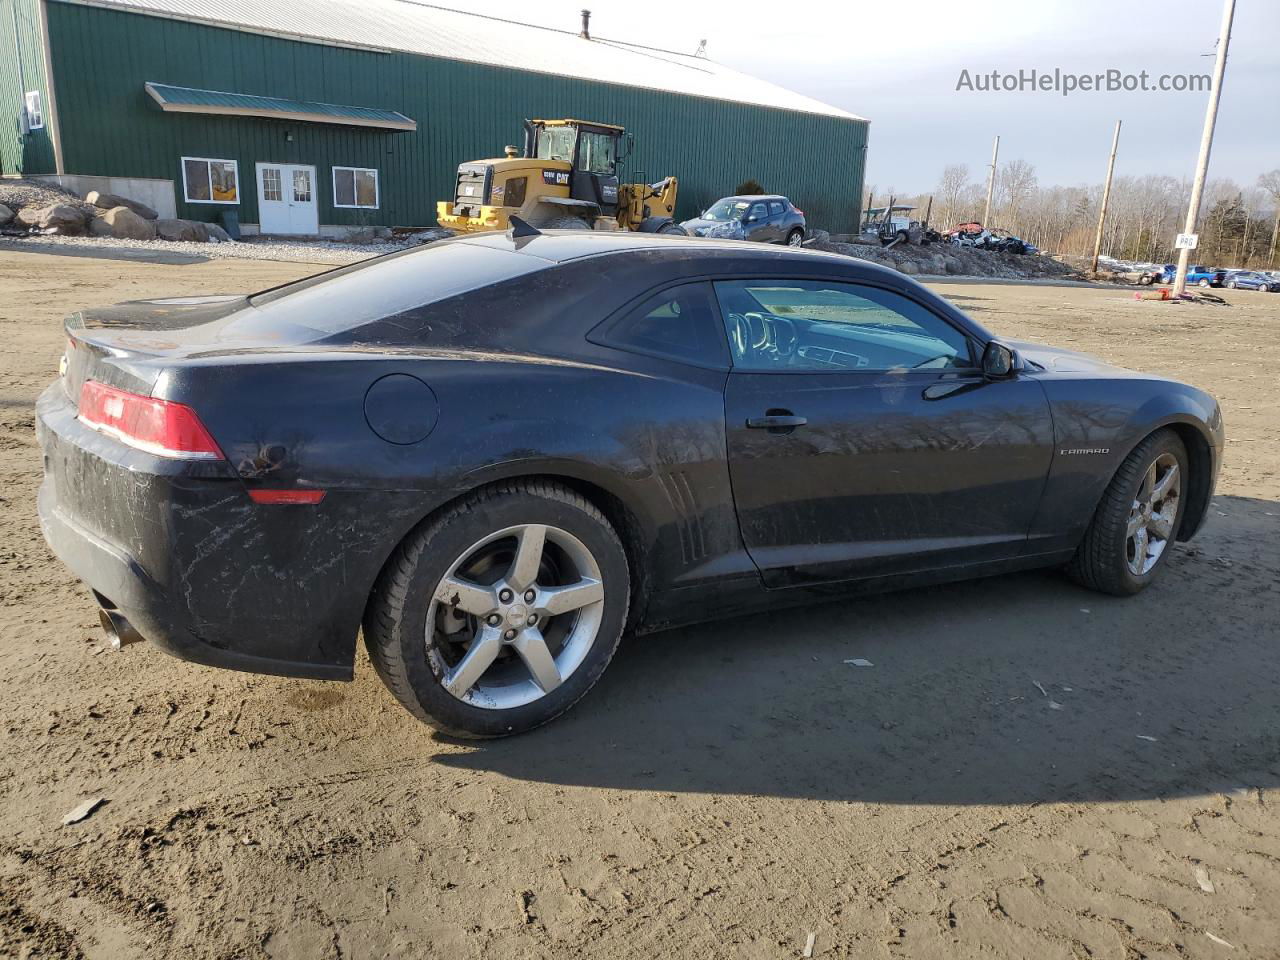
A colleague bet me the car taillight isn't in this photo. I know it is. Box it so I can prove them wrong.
[793,206,804,216]
[78,380,224,460]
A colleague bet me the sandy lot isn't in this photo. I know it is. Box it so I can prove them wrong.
[1,247,1277,960]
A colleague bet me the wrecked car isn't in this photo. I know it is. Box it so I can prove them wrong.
[681,195,806,245]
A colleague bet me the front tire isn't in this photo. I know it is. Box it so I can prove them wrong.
[364,481,630,738]
[1066,429,1187,596]
[1227,280,1237,289]
[545,215,592,230]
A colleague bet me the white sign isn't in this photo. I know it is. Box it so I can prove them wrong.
[1175,233,1199,250]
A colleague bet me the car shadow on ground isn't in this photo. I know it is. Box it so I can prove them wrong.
[435,494,1280,805]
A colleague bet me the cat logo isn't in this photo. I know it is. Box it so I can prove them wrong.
[541,170,571,186]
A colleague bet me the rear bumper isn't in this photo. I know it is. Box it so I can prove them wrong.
[35,382,354,681]
[37,477,349,680]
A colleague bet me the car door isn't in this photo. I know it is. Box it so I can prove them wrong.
[715,277,1056,588]
[743,202,771,242]
[768,200,787,241]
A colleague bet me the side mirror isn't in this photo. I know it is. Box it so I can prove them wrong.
[744,215,758,223]
[982,340,1017,379]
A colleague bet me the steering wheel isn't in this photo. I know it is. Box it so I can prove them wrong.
[768,315,798,357]
[726,312,751,358]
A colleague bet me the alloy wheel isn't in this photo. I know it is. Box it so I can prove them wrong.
[427,523,605,709]
[1126,453,1180,576]
[787,231,803,247]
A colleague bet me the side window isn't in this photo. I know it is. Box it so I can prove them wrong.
[747,202,768,222]
[504,176,527,208]
[594,283,728,369]
[768,200,785,217]
[713,279,974,373]
[579,132,616,175]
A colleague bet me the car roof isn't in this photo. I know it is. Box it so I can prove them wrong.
[451,229,865,269]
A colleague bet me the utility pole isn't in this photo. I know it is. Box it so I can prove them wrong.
[1173,0,1235,296]
[1091,120,1123,273]
[982,135,1000,226]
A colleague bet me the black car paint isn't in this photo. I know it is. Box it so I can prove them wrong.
[36,233,1224,681]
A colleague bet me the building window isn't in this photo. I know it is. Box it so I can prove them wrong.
[293,168,313,203]
[261,167,282,202]
[24,91,43,130]
[182,157,239,204]
[333,166,379,209]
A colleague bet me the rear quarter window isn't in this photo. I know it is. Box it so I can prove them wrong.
[239,242,548,342]
[591,282,729,370]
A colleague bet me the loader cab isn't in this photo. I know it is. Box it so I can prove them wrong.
[524,119,626,216]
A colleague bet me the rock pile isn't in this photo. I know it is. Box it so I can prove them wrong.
[0,178,230,244]
[817,238,1079,281]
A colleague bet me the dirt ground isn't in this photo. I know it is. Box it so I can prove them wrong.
[1,246,1277,960]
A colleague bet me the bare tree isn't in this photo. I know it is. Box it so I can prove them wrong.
[935,164,970,228]
[1259,169,1280,266]
[994,159,1038,227]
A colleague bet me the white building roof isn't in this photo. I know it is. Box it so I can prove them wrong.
[56,0,866,121]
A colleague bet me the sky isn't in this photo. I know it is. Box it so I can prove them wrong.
[454,0,1279,196]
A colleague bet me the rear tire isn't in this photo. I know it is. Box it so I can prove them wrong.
[1199,278,1211,288]
[786,229,804,247]
[1065,429,1187,596]
[656,221,687,235]
[364,481,630,738]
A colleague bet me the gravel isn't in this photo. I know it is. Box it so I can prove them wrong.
[0,178,99,218]
[815,237,1080,281]
[0,229,451,264]
[1,177,451,263]
[0,175,1077,276]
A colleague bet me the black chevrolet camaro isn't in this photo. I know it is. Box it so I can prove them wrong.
[37,231,1223,737]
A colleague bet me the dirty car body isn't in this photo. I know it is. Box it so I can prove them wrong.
[36,232,1223,729]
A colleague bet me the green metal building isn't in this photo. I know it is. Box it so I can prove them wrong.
[2,0,868,234]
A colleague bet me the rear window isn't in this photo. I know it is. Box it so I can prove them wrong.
[236,241,548,341]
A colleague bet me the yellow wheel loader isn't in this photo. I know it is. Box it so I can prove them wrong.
[436,118,684,235]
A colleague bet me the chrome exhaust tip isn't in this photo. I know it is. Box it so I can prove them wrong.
[98,607,145,650]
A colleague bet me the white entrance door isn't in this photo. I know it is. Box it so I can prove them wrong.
[256,163,319,235]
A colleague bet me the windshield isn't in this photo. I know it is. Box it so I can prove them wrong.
[703,199,751,221]
[534,125,577,162]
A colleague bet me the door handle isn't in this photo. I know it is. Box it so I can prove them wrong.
[746,413,807,430]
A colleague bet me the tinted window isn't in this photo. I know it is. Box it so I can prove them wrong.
[768,200,785,217]
[714,279,973,372]
[598,283,727,369]
[237,242,548,340]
